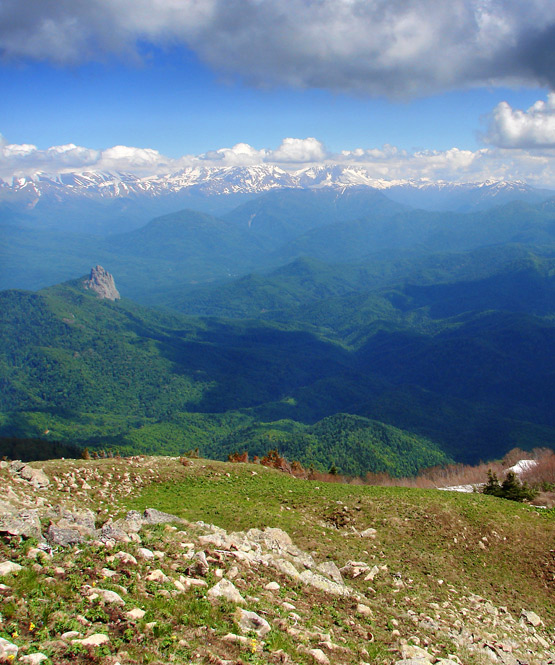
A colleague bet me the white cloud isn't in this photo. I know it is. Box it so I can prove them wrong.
[268,138,326,163]
[200,142,267,166]
[2,1,555,97]
[484,94,555,148]
[2,134,555,188]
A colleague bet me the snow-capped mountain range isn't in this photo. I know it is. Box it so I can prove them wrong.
[0,164,549,203]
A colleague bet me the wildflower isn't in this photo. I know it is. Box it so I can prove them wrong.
[250,637,257,654]
[11,631,18,638]
[29,622,36,631]
[7,655,16,662]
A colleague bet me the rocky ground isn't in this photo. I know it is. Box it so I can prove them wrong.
[0,456,554,665]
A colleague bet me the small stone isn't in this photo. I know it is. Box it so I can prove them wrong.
[360,528,377,539]
[236,609,271,637]
[308,648,330,664]
[316,561,343,584]
[146,569,169,583]
[520,609,543,627]
[19,653,49,664]
[73,633,110,647]
[222,633,250,645]
[0,637,18,659]
[357,603,373,616]
[137,547,155,560]
[61,631,81,640]
[0,561,23,576]
[265,581,280,590]
[125,608,146,620]
[113,551,137,565]
[94,588,125,605]
[207,578,246,604]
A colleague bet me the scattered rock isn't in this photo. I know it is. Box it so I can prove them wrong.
[91,588,125,605]
[299,570,350,597]
[316,560,343,584]
[0,507,42,539]
[145,569,169,584]
[73,633,110,647]
[0,561,23,576]
[207,579,246,604]
[126,608,146,620]
[19,465,50,488]
[19,652,49,664]
[142,508,182,525]
[307,647,330,664]
[339,561,370,578]
[0,637,18,659]
[236,608,271,637]
[520,609,542,627]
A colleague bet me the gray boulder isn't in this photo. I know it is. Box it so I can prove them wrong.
[142,508,182,525]
[0,506,42,539]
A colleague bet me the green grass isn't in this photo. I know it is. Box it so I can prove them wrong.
[127,459,555,622]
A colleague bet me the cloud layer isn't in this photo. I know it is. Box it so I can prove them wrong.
[2,132,555,188]
[2,1,555,97]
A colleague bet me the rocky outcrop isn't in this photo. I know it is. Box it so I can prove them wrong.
[82,265,120,300]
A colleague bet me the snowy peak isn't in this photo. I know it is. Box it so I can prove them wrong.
[0,166,552,211]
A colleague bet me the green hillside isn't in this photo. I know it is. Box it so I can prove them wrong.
[1,255,554,469]
[0,279,450,475]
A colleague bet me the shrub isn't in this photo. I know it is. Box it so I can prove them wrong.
[482,469,538,502]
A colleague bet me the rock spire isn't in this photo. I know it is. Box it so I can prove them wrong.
[83,265,120,300]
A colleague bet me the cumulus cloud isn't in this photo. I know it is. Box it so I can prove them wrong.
[2,134,555,187]
[268,138,326,163]
[484,94,555,148]
[2,1,555,97]
[200,142,268,166]
[0,140,181,179]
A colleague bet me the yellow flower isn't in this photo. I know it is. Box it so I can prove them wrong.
[29,622,36,631]
[250,638,257,653]
[11,631,18,638]
[7,655,15,662]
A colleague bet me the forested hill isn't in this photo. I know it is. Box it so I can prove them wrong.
[1,257,554,471]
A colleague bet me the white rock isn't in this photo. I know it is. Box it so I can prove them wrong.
[19,653,49,664]
[114,551,137,565]
[237,609,271,637]
[125,608,146,620]
[0,561,23,576]
[0,637,18,659]
[357,603,373,616]
[360,528,377,539]
[94,588,125,605]
[520,609,543,627]
[308,648,330,664]
[137,547,155,560]
[145,569,169,583]
[265,581,280,590]
[207,578,246,604]
[61,631,81,640]
[73,633,110,647]
[18,653,48,665]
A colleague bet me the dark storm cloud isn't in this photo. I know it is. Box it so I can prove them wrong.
[1,0,555,97]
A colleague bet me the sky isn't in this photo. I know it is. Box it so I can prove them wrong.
[2,0,555,186]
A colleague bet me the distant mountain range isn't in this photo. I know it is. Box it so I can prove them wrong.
[2,165,554,235]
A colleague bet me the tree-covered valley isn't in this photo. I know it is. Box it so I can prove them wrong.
[1,186,554,474]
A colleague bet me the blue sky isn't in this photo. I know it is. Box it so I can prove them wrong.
[1,1,555,185]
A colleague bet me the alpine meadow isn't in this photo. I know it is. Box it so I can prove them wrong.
[1,2,555,665]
